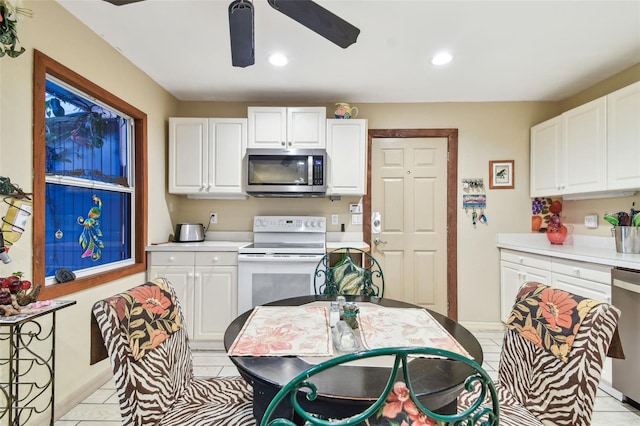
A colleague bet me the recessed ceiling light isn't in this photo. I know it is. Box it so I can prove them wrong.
[431,52,453,66]
[268,53,288,67]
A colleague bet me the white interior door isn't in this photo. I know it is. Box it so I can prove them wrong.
[371,137,449,315]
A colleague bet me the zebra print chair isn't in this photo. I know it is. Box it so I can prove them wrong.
[460,282,621,426]
[92,277,255,426]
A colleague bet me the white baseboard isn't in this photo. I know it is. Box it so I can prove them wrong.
[458,321,505,331]
[54,368,115,421]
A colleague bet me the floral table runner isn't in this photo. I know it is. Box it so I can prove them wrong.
[357,305,471,358]
[228,305,333,357]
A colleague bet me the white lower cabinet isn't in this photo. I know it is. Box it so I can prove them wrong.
[551,258,613,388]
[148,251,238,349]
[499,250,551,322]
[500,249,615,390]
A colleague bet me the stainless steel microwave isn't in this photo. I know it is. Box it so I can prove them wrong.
[245,148,326,197]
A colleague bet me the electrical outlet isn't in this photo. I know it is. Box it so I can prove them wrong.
[331,214,339,225]
[584,214,598,229]
[209,213,218,224]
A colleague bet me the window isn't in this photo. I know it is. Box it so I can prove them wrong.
[33,50,147,299]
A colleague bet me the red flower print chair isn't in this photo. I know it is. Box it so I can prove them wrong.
[459,282,622,426]
[260,347,499,425]
[92,277,255,426]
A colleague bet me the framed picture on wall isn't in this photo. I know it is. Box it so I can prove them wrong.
[489,160,514,189]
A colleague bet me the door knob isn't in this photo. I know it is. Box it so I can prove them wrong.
[374,238,387,245]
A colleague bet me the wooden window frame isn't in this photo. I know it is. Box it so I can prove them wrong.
[33,50,148,299]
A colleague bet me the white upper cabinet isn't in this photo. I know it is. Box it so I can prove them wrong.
[607,81,640,190]
[530,82,640,198]
[562,97,607,194]
[531,116,563,197]
[169,117,209,194]
[248,107,326,149]
[169,117,247,197]
[326,119,367,195]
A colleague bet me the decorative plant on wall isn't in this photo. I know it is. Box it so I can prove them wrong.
[0,0,32,58]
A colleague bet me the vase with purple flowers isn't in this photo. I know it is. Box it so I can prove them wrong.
[546,214,568,245]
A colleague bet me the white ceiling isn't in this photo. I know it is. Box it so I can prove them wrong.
[57,0,640,103]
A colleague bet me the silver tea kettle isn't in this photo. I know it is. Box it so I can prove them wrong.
[174,223,205,242]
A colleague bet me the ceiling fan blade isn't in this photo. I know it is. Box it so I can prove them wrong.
[267,0,359,48]
[229,0,255,68]
[102,0,145,5]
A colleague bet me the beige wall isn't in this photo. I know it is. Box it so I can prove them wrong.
[1,0,638,420]
[0,0,178,421]
[173,101,556,323]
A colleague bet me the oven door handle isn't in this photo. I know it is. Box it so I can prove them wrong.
[238,255,323,262]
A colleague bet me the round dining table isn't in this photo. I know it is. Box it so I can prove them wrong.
[223,295,483,424]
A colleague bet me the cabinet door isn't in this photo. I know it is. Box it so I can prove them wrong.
[209,118,247,195]
[287,107,326,148]
[607,82,640,190]
[530,116,563,197]
[247,107,287,148]
[169,118,208,194]
[147,264,195,336]
[563,97,607,194]
[192,266,237,345]
[500,261,551,323]
[500,261,522,322]
[326,119,366,195]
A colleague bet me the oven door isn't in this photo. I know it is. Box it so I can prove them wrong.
[237,254,323,315]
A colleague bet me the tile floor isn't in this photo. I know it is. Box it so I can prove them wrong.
[56,328,640,425]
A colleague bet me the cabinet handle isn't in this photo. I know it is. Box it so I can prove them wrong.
[518,256,523,264]
[573,268,581,276]
[288,141,292,146]
[281,141,285,146]
[188,272,194,277]
[169,256,175,262]
[212,257,220,263]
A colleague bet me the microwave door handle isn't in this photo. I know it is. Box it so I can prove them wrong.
[308,155,313,185]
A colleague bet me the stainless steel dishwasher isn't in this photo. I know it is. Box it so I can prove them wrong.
[612,267,640,406]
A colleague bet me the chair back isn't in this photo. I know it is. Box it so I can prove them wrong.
[499,282,621,426]
[314,247,384,298]
[92,277,194,426]
[260,347,499,426]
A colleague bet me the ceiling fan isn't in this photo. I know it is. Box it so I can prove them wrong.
[102,0,360,68]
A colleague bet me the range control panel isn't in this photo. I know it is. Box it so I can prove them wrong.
[253,216,326,233]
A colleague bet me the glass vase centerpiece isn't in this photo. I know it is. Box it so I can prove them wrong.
[546,214,568,245]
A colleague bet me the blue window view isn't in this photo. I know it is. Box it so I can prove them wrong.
[45,78,134,280]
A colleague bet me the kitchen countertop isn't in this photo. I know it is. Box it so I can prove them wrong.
[497,233,640,270]
[146,231,370,253]
[146,231,251,252]
[146,241,249,252]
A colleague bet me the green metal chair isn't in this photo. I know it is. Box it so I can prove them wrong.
[260,347,499,426]
[314,247,384,298]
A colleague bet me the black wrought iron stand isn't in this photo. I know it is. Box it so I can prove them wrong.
[0,300,76,425]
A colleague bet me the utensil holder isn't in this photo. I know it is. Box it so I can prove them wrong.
[614,226,640,254]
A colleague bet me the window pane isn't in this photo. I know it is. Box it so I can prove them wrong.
[45,79,130,187]
[45,183,132,279]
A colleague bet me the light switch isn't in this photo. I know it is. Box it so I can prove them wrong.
[351,214,362,225]
[331,214,339,225]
